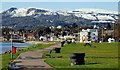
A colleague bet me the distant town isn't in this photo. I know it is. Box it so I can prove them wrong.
[1,21,120,43]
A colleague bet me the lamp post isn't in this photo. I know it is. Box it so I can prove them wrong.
[102,27,104,42]
[78,26,79,41]
[112,21,115,40]
[11,32,13,59]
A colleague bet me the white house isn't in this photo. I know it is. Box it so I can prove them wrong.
[108,38,115,43]
[39,36,47,41]
[80,29,98,43]
[57,26,62,29]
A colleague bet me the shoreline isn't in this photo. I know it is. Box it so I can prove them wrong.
[25,41,57,44]
[0,40,25,43]
[1,41,57,54]
[0,40,58,44]
[1,42,33,54]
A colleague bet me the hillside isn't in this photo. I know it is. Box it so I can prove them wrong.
[1,7,118,29]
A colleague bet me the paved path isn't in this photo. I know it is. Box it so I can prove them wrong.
[11,44,61,70]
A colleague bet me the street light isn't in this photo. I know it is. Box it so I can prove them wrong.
[78,26,79,41]
[11,32,13,59]
[101,26,104,42]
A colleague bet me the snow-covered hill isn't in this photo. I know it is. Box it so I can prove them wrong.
[2,7,118,21]
[68,8,118,22]
[1,7,119,29]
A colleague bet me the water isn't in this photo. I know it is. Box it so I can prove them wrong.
[0,42,33,54]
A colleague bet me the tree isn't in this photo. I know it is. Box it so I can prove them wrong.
[107,23,111,30]
[72,23,78,28]
[18,28,26,33]
[2,28,13,41]
[64,24,70,28]
[44,27,51,35]
[38,27,51,36]
[54,29,62,37]
[38,30,43,36]
[62,31,67,36]
[114,19,120,41]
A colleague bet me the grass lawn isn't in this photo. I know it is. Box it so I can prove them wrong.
[43,42,119,69]
[1,43,54,70]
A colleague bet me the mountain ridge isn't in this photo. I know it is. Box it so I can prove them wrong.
[1,7,118,29]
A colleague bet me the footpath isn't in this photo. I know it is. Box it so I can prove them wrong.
[11,44,61,70]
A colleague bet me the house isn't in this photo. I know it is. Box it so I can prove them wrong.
[59,35,75,41]
[27,35,35,41]
[80,29,98,43]
[39,36,47,41]
[108,38,115,43]
[105,30,114,35]
[49,26,55,29]
[57,26,62,29]
[73,33,80,41]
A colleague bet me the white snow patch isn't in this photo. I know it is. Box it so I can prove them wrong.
[114,16,119,19]
[81,14,96,20]
[96,15,115,21]
[74,8,118,14]
[27,10,35,16]
[0,11,3,13]
[57,11,71,16]
[11,8,29,17]
[43,12,56,15]
[92,21,114,23]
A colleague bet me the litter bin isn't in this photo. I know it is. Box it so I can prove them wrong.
[53,48,61,53]
[12,46,16,54]
[69,53,85,66]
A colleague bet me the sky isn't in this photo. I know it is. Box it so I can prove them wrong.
[1,0,119,2]
[1,2,119,11]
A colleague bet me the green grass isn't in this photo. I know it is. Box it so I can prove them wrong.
[1,43,54,70]
[45,58,118,68]
[43,42,119,69]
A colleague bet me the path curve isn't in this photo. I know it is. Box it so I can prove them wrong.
[11,44,61,70]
